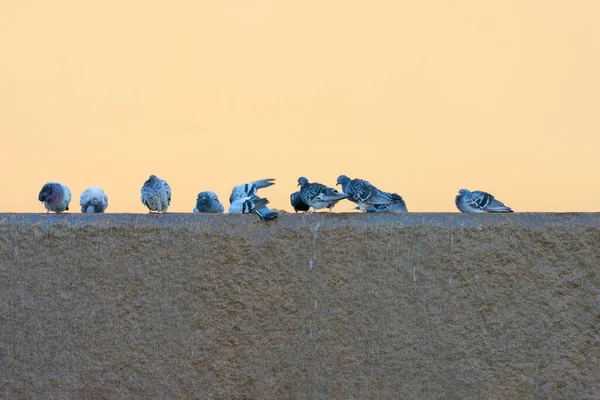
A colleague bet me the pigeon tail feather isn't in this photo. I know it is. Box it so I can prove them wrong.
[256,206,278,221]
[486,200,513,212]
[364,192,397,205]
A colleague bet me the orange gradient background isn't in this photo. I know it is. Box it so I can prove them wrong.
[1,1,598,213]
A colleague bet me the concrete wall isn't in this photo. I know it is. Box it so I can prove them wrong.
[1,213,599,399]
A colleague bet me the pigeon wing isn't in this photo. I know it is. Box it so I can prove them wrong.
[163,180,172,206]
[485,197,513,212]
[467,191,494,210]
[348,179,384,203]
[230,179,275,204]
[251,178,275,190]
[301,183,325,203]
[61,184,72,209]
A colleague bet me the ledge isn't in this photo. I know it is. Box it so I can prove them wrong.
[1,212,598,230]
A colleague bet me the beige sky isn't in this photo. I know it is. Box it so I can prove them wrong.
[1,1,598,213]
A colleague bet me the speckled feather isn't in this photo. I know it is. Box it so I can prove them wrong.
[455,189,513,213]
[141,175,171,213]
[298,177,348,211]
[337,175,404,211]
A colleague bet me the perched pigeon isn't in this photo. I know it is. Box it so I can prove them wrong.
[140,174,171,213]
[455,189,513,213]
[38,182,72,213]
[229,195,278,221]
[193,191,224,213]
[298,177,349,213]
[290,191,310,213]
[80,186,108,213]
[336,175,404,211]
[363,195,408,213]
[229,179,275,204]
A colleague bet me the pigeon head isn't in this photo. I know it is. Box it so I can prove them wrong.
[297,177,309,187]
[336,175,351,189]
[38,183,60,202]
[143,175,160,188]
[196,191,213,211]
[458,189,470,196]
[86,199,104,213]
[38,185,51,202]
[204,191,219,201]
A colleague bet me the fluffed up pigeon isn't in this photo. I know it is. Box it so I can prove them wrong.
[193,191,224,213]
[290,191,310,213]
[455,189,513,213]
[141,175,171,213]
[229,195,278,221]
[298,177,348,213]
[38,182,72,213]
[80,186,108,213]
[229,179,275,204]
[336,175,404,211]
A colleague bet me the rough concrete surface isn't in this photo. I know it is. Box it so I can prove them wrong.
[1,213,599,399]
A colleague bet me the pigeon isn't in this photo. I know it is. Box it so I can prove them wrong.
[298,177,349,213]
[336,175,404,211]
[229,179,275,204]
[38,182,72,213]
[290,191,310,213]
[455,189,513,213]
[193,191,224,213]
[229,195,278,221]
[363,195,408,213]
[80,186,108,213]
[140,174,171,213]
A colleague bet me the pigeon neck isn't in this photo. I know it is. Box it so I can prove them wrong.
[340,181,349,193]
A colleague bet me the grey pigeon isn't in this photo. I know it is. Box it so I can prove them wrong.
[455,189,513,213]
[140,174,171,213]
[290,191,310,213]
[298,177,349,213]
[193,191,224,213]
[80,186,108,213]
[229,195,278,221]
[363,194,408,213]
[229,179,275,204]
[336,174,404,211]
[38,182,72,213]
